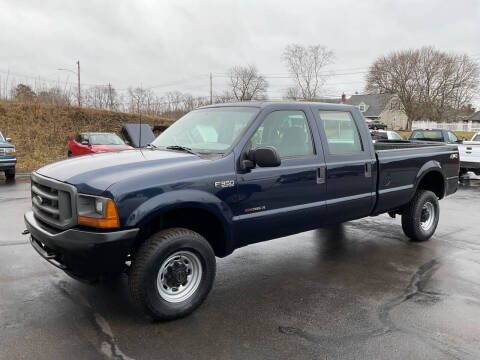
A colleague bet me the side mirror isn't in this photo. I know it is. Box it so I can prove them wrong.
[5,137,11,142]
[248,146,281,168]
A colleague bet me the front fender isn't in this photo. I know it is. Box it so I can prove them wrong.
[124,189,234,235]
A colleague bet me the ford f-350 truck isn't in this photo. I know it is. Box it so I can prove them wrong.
[24,102,459,320]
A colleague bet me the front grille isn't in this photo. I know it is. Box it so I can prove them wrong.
[31,172,77,229]
[0,148,5,156]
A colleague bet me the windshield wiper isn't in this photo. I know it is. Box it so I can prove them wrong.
[165,145,197,154]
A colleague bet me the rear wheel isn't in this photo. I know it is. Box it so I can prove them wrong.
[401,190,439,242]
[129,228,216,321]
[67,150,73,157]
[5,168,15,180]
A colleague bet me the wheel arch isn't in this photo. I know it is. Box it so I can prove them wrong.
[414,161,446,200]
[126,190,234,257]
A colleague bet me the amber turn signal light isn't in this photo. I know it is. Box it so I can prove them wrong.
[78,199,120,229]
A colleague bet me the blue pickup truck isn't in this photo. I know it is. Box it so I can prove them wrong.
[409,128,464,144]
[24,102,459,320]
[0,131,16,180]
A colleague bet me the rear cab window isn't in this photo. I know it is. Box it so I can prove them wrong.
[411,130,444,142]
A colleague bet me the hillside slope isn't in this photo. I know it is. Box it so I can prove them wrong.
[0,101,174,170]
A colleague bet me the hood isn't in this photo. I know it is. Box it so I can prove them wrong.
[0,141,14,147]
[91,144,133,152]
[36,149,206,192]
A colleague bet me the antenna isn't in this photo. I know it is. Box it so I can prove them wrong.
[139,84,142,148]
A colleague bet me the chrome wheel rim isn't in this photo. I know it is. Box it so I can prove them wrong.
[420,202,435,231]
[157,251,203,303]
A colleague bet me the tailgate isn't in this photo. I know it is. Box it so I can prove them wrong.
[459,142,480,164]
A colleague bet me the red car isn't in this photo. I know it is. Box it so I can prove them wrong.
[68,132,133,157]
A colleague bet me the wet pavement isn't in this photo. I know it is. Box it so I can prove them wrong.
[1,174,480,360]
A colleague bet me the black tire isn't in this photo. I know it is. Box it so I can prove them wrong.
[129,228,216,321]
[401,190,439,242]
[5,168,15,180]
[67,151,73,158]
[459,168,467,177]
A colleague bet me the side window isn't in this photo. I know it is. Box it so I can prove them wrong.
[448,131,458,143]
[75,134,82,142]
[319,111,363,155]
[391,132,402,140]
[251,110,314,158]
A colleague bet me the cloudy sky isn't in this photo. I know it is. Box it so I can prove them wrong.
[1,0,479,104]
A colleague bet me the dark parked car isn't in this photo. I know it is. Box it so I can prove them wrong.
[0,131,16,179]
[68,132,133,157]
[368,119,387,130]
[25,102,459,321]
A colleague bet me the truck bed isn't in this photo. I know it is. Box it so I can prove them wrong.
[372,142,459,214]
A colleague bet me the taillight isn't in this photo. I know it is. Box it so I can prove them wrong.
[458,156,461,174]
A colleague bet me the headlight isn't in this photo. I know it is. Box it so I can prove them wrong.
[4,147,15,155]
[77,194,119,229]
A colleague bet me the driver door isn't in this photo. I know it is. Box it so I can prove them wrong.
[233,106,327,246]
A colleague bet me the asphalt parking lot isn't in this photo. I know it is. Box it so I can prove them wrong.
[1,175,480,360]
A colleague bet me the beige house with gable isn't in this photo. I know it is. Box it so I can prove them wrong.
[345,94,408,130]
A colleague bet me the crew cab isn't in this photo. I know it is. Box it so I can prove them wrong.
[68,132,133,157]
[24,102,459,321]
[409,128,463,144]
[458,132,480,176]
[0,131,16,180]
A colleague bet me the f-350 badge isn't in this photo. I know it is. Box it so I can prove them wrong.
[215,180,235,188]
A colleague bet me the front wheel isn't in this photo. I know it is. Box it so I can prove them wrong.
[128,228,216,321]
[401,190,439,242]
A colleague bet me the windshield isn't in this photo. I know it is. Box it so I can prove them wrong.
[370,131,387,140]
[473,134,480,141]
[0,131,4,142]
[89,133,125,145]
[411,130,443,141]
[151,107,259,152]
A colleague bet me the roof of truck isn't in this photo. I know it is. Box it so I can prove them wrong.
[199,101,355,110]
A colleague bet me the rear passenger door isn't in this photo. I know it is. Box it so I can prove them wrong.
[313,108,375,223]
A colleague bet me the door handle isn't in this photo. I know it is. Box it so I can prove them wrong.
[365,161,372,178]
[316,167,326,184]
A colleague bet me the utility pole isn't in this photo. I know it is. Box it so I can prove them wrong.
[210,72,213,105]
[76,60,81,107]
[108,83,113,109]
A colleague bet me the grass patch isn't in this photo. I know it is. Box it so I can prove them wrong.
[0,101,175,171]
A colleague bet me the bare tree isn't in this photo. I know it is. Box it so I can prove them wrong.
[366,46,480,129]
[228,65,268,101]
[36,86,71,106]
[282,44,334,100]
[83,86,111,110]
